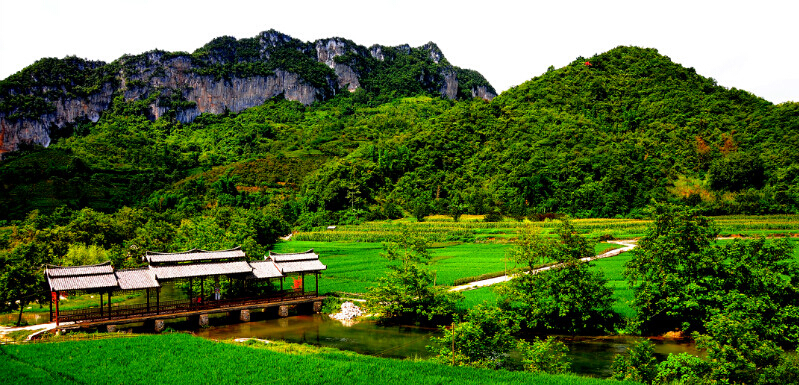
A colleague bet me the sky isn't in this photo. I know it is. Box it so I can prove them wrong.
[1,0,797,104]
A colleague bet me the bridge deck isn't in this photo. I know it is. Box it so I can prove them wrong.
[57,291,325,329]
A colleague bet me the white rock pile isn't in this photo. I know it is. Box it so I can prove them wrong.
[330,301,363,321]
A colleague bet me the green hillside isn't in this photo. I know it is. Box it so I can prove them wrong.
[0,46,797,244]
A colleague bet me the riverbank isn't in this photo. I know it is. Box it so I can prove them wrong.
[0,333,641,385]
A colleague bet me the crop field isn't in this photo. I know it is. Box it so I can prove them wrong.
[293,216,652,243]
[293,214,799,244]
[0,333,640,385]
[274,241,621,295]
[589,253,636,319]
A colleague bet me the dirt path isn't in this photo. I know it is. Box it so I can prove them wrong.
[449,239,637,292]
[0,321,74,342]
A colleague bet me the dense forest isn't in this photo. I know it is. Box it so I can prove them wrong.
[0,46,798,263]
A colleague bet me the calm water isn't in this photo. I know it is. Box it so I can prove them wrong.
[194,313,438,360]
[193,312,699,377]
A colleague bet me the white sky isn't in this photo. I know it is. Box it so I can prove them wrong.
[1,0,797,104]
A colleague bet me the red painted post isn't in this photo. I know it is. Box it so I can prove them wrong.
[55,291,60,326]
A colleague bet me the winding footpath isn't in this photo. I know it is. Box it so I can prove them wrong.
[0,321,75,342]
[449,239,638,292]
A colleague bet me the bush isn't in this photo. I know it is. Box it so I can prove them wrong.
[517,336,571,374]
[483,210,503,223]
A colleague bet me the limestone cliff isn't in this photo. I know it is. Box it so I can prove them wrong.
[0,29,496,156]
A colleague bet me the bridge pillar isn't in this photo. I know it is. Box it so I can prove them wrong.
[198,314,209,327]
[106,324,118,333]
[147,319,166,333]
[278,305,289,317]
[238,310,251,322]
[313,301,322,313]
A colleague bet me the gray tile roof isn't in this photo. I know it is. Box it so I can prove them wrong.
[270,250,327,273]
[269,249,318,262]
[249,260,283,279]
[116,268,160,290]
[46,262,114,277]
[46,262,119,291]
[47,273,119,291]
[146,247,246,264]
[275,259,327,273]
[150,261,253,280]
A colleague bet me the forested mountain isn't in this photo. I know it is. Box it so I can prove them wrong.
[1,44,798,243]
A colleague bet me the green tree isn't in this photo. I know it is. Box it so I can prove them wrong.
[0,242,51,326]
[625,204,799,339]
[430,304,519,369]
[624,204,718,334]
[649,298,799,385]
[499,220,619,334]
[366,228,461,325]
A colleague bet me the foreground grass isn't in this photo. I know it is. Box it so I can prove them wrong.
[0,334,639,385]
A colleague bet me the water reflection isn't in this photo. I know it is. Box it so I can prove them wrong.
[0,311,48,325]
[563,336,700,377]
[193,313,700,377]
[194,313,438,359]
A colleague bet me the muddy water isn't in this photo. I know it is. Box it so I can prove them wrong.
[194,313,699,377]
[0,310,49,325]
[194,313,438,360]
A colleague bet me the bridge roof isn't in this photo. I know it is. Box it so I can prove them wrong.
[46,262,119,291]
[116,268,160,290]
[145,247,246,264]
[249,260,283,279]
[270,249,327,273]
[45,247,327,292]
[150,261,253,280]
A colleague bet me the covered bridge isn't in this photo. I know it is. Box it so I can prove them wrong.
[45,247,326,325]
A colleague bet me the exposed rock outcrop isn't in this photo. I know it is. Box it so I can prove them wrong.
[316,39,361,91]
[0,29,496,156]
[472,85,497,100]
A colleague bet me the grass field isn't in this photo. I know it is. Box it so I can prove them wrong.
[273,241,622,295]
[0,333,640,385]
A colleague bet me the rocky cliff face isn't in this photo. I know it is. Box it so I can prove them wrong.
[315,39,361,92]
[121,53,321,122]
[0,29,496,156]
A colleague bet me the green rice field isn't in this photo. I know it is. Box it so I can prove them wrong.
[273,241,621,295]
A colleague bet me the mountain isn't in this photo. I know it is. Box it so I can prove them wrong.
[0,45,797,223]
[0,29,496,156]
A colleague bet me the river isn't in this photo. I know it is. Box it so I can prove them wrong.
[192,312,699,377]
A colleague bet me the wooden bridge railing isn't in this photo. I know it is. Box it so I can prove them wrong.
[56,289,319,324]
